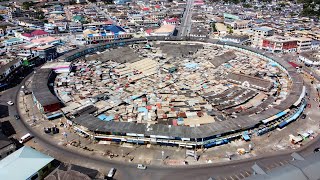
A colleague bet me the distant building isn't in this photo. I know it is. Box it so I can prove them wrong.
[83,25,132,43]
[151,24,176,36]
[262,36,297,53]
[299,51,320,66]
[215,23,227,36]
[251,26,274,48]
[0,146,55,180]
[163,18,179,25]
[220,35,250,44]
[18,30,49,41]
[295,37,312,53]
[231,20,251,30]
[3,37,24,46]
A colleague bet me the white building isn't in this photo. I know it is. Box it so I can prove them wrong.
[295,37,312,53]
[251,26,274,48]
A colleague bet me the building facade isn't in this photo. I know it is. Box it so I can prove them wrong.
[262,36,297,53]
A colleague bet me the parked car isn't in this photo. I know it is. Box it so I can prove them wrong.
[7,101,14,106]
[14,115,20,120]
[314,147,320,153]
[106,168,117,179]
[137,164,147,170]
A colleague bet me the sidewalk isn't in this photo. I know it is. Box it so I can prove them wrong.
[16,74,320,169]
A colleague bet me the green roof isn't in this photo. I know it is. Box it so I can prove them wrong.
[0,146,54,179]
[73,15,84,21]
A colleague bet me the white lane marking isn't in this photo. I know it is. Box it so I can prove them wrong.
[239,173,245,178]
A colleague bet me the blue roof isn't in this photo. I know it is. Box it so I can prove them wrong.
[103,25,125,34]
[0,146,54,179]
[98,114,114,121]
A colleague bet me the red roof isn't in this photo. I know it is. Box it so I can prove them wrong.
[104,20,113,25]
[142,7,150,11]
[31,30,48,36]
[164,17,179,23]
[21,33,33,37]
[22,30,48,38]
[155,5,161,9]
[145,29,153,34]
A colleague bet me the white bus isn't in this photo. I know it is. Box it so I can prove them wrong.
[19,133,33,143]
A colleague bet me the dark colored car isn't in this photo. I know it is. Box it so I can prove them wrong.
[301,114,306,119]
[14,115,20,120]
[314,147,320,153]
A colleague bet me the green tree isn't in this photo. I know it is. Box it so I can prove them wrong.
[22,1,35,10]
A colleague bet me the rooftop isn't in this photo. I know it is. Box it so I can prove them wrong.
[0,146,54,180]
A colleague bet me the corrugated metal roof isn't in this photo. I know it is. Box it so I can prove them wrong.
[0,146,54,179]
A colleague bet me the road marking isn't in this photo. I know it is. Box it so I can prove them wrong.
[234,174,241,179]
[274,162,281,167]
[239,173,245,178]
[245,171,250,176]
[279,161,285,166]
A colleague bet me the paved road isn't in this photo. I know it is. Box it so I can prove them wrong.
[179,0,194,37]
[87,0,117,25]
[0,75,319,180]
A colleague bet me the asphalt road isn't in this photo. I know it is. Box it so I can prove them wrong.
[0,71,319,180]
[179,0,194,37]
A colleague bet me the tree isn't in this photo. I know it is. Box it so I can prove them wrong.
[0,15,3,21]
[22,1,35,10]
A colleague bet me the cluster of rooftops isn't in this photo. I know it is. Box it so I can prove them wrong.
[31,36,304,139]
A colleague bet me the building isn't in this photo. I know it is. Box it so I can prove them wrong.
[262,36,298,53]
[215,23,227,36]
[0,131,16,160]
[19,30,49,41]
[83,25,132,43]
[0,146,55,180]
[232,20,250,29]
[3,37,24,46]
[68,22,83,32]
[295,37,312,53]
[220,35,250,44]
[0,59,23,83]
[189,25,209,38]
[32,68,61,113]
[299,51,320,66]
[151,24,176,36]
[251,26,274,48]
[163,17,179,25]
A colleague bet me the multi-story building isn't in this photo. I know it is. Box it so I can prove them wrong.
[83,25,132,43]
[262,36,298,53]
[295,37,312,53]
[251,26,274,48]
[68,22,83,32]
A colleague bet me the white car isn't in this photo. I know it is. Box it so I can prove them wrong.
[7,101,14,106]
[137,164,147,170]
